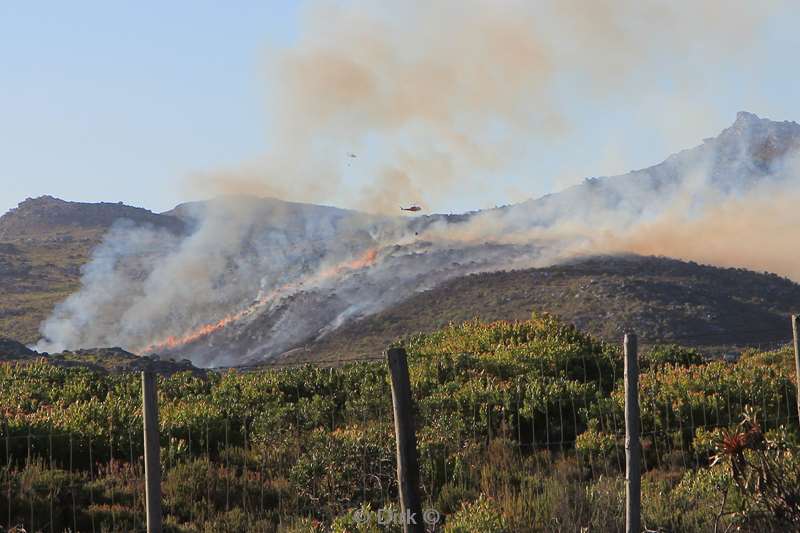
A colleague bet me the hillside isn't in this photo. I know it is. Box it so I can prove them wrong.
[283,254,800,363]
[4,112,800,361]
[0,196,185,344]
[169,111,800,365]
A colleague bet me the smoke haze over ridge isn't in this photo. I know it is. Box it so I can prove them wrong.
[195,0,786,213]
[35,111,800,363]
[30,2,800,364]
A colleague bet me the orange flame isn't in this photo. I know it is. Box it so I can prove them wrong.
[138,248,379,354]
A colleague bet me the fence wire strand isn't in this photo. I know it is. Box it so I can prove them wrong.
[0,333,798,530]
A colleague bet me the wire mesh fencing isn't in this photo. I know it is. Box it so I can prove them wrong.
[0,325,798,532]
[1,395,146,532]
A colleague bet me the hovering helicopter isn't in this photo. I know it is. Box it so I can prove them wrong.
[401,205,422,212]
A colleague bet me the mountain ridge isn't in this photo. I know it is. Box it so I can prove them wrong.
[0,195,185,240]
[487,111,800,229]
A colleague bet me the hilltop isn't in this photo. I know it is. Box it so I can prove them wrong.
[280,255,800,363]
[0,195,185,240]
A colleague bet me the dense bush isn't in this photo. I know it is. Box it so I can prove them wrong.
[0,313,797,531]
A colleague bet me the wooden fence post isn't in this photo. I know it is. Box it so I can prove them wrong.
[386,347,425,533]
[142,371,162,533]
[624,333,641,533]
[793,315,800,424]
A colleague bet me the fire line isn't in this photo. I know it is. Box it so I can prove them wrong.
[138,248,379,354]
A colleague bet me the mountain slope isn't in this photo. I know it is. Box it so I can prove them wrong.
[0,196,185,344]
[165,114,800,365]
[4,111,800,360]
[163,241,535,366]
[281,255,800,363]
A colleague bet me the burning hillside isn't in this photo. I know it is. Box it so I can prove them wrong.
[158,241,540,366]
[138,247,380,354]
[4,0,800,366]
[28,112,800,366]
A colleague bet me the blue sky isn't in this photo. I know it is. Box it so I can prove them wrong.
[0,2,298,214]
[2,1,800,216]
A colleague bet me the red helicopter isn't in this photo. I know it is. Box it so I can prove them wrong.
[400,205,422,212]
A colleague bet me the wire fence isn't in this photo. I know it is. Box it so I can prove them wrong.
[2,422,146,532]
[0,329,798,532]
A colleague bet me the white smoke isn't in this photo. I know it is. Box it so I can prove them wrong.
[36,197,397,354]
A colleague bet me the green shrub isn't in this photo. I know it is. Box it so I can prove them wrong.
[643,344,704,368]
[445,494,508,533]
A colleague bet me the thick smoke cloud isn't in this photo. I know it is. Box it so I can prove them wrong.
[199,0,784,213]
[36,197,398,354]
[591,184,800,280]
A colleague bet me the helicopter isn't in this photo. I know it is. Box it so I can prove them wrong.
[400,205,422,212]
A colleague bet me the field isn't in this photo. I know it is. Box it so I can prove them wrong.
[1,314,798,532]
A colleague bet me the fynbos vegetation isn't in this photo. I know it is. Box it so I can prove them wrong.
[1,314,797,531]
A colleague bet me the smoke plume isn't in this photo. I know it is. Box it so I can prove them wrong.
[198,0,783,213]
[590,185,800,280]
[34,2,800,365]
